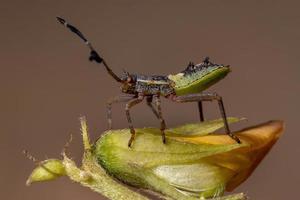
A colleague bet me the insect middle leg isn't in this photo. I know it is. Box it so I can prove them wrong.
[126,95,144,147]
[107,94,136,129]
[146,96,159,118]
[153,95,167,144]
[173,92,241,144]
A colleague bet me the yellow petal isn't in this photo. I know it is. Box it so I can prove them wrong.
[172,120,284,191]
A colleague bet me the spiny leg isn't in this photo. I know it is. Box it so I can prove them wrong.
[146,96,159,118]
[126,95,144,147]
[154,95,167,144]
[173,92,241,144]
[198,101,204,122]
[107,94,136,129]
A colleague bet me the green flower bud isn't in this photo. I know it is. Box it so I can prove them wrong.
[26,159,65,185]
[94,118,283,199]
[26,117,283,200]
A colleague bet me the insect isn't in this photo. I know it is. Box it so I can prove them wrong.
[57,17,241,147]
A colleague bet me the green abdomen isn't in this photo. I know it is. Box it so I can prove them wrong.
[169,67,230,96]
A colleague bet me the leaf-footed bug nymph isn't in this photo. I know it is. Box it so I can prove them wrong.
[57,17,241,147]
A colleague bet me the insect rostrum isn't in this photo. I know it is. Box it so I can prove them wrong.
[57,17,241,147]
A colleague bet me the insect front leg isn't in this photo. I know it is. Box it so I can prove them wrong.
[173,92,241,144]
[107,94,136,129]
[153,95,167,144]
[126,95,144,147]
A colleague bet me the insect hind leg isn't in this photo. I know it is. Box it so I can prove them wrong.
[172,92,241,144]
[198,101,204,122]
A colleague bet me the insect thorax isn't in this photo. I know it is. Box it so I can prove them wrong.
[134,74,174,96]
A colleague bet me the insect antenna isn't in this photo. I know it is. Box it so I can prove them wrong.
[56,17,122,82]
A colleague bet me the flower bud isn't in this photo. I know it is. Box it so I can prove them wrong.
[26,117,283,200]
[26,159,65,185]
[95,118,283,199]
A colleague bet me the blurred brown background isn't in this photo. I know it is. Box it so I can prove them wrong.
[1,0,299,199]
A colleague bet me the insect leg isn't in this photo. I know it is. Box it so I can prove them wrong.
[198,101,204,122]
[107,94,136,129]
[126,95,144,147]
[154,95,167,144]
[146,96,159,118]
[173,92,241,144]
